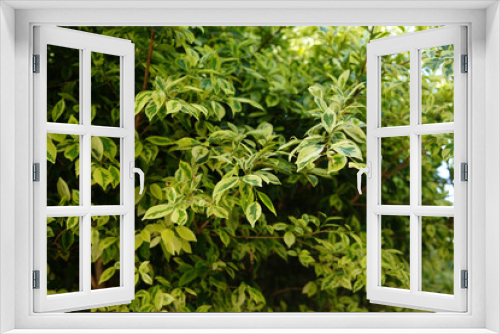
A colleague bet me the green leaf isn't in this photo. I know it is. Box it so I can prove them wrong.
[47,138,57,164]
[92,168,112,189]
[343,126,366,143]
[296,145,324,171]
[338,70,350,89]
[146,136,175,146]
[140,229,151,244]
[211,101,226,121]
[63,143,79,161]
[232,97,264,111]
[321,109,336,133]
[100,137,118,159]
[175,226,197,242]
[91,136,104,161]
[328,153,348,173]
[207,206,229,219]
[150,183,163,200]
[98,267,116,285]
[171,208,188,225]
[161,229,181,255]
[167,100,182,114]
[245,201,262,228]
[100,237,117,250]
[331,140,362,159]
[135,91,152,115]
[192,146,209,163]
[179,269,197,286]
[51,99,66,122]
[178,160,193,181]
[143,204,173,220]
[61,230,74,251]
[219,229,231,247]
[284,231,296,248]
[212,176,239,200]
[57,177,71,201]
[265,94,280,107]
[242,175,263,187]
[256,191,277,216]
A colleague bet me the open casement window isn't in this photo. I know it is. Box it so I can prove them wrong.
[365,26,467,312]
[33,26,138,312]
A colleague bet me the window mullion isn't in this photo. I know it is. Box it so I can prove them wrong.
[409,47,420,294]
[82,48,92,294]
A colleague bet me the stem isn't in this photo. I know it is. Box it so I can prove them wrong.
[135,27,156,130]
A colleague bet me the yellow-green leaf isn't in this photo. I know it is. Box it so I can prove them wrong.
[91,136,104,161]
[331,140,362,160]
[57,177,71,201]
[143,204,174,220]
[245,201,262,228]
[242,174,262,187]
[257,191,277,216]
[321,108,336,133]
[47,138,57,164]
[212,176,239,200]
[175,226,197,242]
[98,267,116,285]
[51,99,66,122]
[171,207,188,225]
[146,136,175,146]
[150,183,163,200]
[284,231,296,248]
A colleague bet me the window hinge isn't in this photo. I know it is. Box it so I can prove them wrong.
[461,162,468,181]
[461,54,468,73]
[461,270,468,289]
[33,163,40,182]
[33,270,40,289]
[33,54,40,73]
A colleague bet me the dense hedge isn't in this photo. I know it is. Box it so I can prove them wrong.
[45,26,454,312]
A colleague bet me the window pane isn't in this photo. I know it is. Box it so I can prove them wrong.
[47,133,80,206]
[421,134,454,206]
[381,136,410,205]
[47,216,80,294]
[421,45,454,124]
[381,52,410,127]
[381,215,410,290]
[91,216,121,289]
[91,52,121,127]
[421,217,454,294]
[47,45,80,124]
[91,136,120,205]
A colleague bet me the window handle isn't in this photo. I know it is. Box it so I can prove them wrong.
[357,162,371,195]
[130,162,145,194]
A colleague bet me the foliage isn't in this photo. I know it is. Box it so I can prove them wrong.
[45,26,454,312]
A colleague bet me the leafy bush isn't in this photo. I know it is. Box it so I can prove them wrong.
[46,26,453,312]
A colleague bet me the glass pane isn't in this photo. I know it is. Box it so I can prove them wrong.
[47,133,80,206]
[47,45,80,124]
[91,52,121,127]
[381,215,410,290]
[421,45,454,124]
[381,136,410,205]
[91,216,121,289]
[47,216,80,295]
[421,134,454,206]
[91,136,120,205]
[421,217,454,294]
[381,51,410,127]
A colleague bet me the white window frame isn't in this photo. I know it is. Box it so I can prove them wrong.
[366,26,468,312]
[0,1,499,333]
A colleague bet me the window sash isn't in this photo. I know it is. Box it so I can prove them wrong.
[366,25,468,312]
[33,26,136,313]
